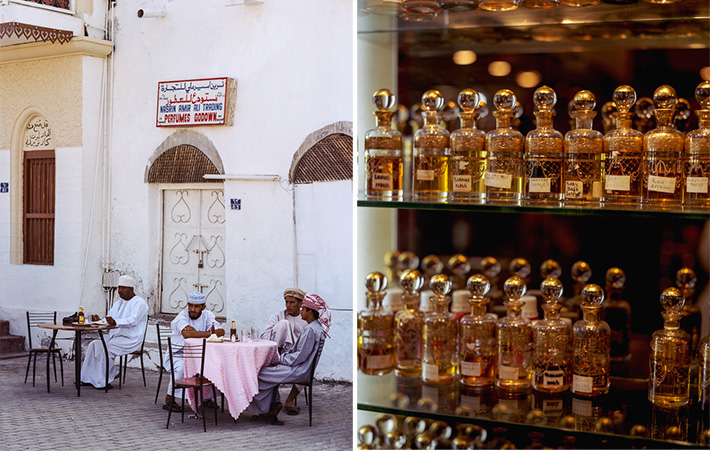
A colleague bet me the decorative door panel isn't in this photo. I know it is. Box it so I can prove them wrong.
[161,189,225,314]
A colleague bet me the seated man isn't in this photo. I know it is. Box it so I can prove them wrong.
[81,275,149,389]
[163,291,224,412]
[248,293,331,425]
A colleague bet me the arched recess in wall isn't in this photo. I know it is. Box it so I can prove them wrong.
[289,121,353,184]
[145,129,224,183]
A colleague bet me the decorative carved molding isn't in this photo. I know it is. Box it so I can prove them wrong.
[0,22,73,45]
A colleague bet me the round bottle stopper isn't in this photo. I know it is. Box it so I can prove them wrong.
[695,81,710,109]
[458,89,480,112]
[448,254,471,276]
[581,283,604,306]
[540,277,564,303]
[533,85,557,112]
[509,257,531,279]
[366,271,388,293]
[404,417,427,436]
[466,274,491,297]
[475,101,489,121]
[540,259,562,279]
[634,97,654,120]
[421,254,444,276]
[421,90,445,112]
[660,286,684,311]
[397,251,420,273]
[400,269,425,294]
[653,85,677,109]
[481,256,501,279]
[493,89,516,112]
[675,267,697,290]
[358,424,378,448]
[373,89,396,111]
[674,98,691,121]
[572,90,596,112]
[503,276,527,300]
[430,274,452,297]
[605,267,626,291]
[384,250,400,269]
[613,85,636,113]
[384,430,407,449]
[571,261,592,284]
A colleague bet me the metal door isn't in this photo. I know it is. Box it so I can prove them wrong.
[161,189,225,314]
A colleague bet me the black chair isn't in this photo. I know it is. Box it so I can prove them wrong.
[118,317,149,388]
[25,311,64,387]
[166,337,218,432]
[154,324,172,404]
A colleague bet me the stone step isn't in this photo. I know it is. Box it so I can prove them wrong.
[0,335,25,354]
[0,320,10,337]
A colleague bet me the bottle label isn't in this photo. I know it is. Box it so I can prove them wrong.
[372,173,393,190]
[565,181,583,199]
[572,374,594,393]
[366,354,392,370]
[592,181,602,198]
[452,175,472,192]
[417,169,435,181]
[605,175,631,191]
[572,397,593,416]
[542,369,565,387]
[485,172,512,189]
[423,363,439,380]
[687,176,709,194]
[499,365,519,380]
[461,361,481,376]
[529,178,551,193]
[648,175,676,194]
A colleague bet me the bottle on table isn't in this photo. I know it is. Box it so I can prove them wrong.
[571,284,610,397]
[683,81,710,206]
[364,89,404,201]
[394,269,425,377]
[459,274,497,388]
[358,272,394,375]
[533,277,571,393]
[230,321,237,342]
[449,88,487,203]
[485,89,525,204]
[525,85,564,204]
[422,274,458,384]
[496,275,533,393]
[413,90,450,202]
[78,306,85,325]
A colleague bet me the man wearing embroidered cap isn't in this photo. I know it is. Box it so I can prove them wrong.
[162,291,224,412]
[81,275,149,389]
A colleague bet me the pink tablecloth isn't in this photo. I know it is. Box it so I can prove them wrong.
[184,338,278,419]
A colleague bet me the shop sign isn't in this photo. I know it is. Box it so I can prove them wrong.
[157,77,236,127]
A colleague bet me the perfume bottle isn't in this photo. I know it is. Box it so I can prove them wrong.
[384,251,420,313]
[459,274,497,388]
[519,0,558,8]
[365,89,404,201]
[700,333,710,410]
[562,260,591,323]
[684,81,710,206]
[384,250,400,282]
[571,284,610,397]
[449,89,487,203]
[509,257,532,282]
[603,85,644,204]
[485,89,525,203]
[601,101,617,134]
[496,276,533,393]
[367,0,404,14]
[649,287,691,408]
[422,274,458,384]
[450,254,472,320]
[478,0,519,11]
[525,86,564,204]
[358,272,394,375]
[395,269,426,377]
[482,256,503,304]
[634,96,655,133]
[676,267,701,362]
[564,90,604,204]
[413,90,450,201]
[642,85,685,205]
[419,254,444,313]
[439,0,478,11]
[403,0,442,15]
[601,267,631,362]
[674,98,692,133]
[533,277,571,393]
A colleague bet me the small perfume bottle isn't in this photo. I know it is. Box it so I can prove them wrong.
[674,98,692,133]
[422,274,458,384]
[419,254,444,313]
[649,287,691,409]
[563,90,603,204]
[384,251,420,313]
[562,260,592,323]
[603,85,644,204]
[413,90,450,202]
[395,269,426,377]
[365,89,403,201]
[481,256,503,305]
[449,254,472,320]
[602,267,631,362]
[383,250,400,283]
[485,89,525,203]
[496,276,533,393]
[571,284,610,397]
[358,272,395,375]
[700,333,710,410]
[642,85,685,205]
[459,274,497,388]
[525,86,564,204]
[533,277,571,393]
[676,267,701,362]
[684,81,710,206]
[449,89,487,203]
[509,257,532,281]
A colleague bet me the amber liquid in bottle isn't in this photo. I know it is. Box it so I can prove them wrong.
[563,90,603,204]
[571,284,610,397]
[422,274,458,384]
[449,89,486,203]
[496,276,533,393]
[365,89,404,200]
[533,278,571,393]
[413,90,450,202]
[358,272,394,375]
[459,275,496,388]
[395,270,425,377]
[525,86,564,204]
[683,81,710,207]
[486,89,525,203]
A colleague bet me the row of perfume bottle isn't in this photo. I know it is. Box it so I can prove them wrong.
[363,82,710,207]
[357,270,710,410]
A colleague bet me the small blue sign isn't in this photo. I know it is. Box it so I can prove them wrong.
[230,198,241,210]
[0,183,8,193]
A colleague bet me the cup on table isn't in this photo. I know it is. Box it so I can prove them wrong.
[251,327,259,341]
[240,329,249,342]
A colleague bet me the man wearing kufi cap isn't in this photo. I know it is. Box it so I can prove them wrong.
[81,275,149,389]
[162,291,224,412]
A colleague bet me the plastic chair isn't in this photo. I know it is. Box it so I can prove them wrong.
[154,324,172,404]
[118,317,149,389]
[25,311,64,387]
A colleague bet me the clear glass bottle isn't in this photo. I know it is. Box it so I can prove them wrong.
[419,254,443,313]
[602,267,631,362]
[482,255,503,307]
[564,90,603,204]
[403,0,442,14]
[603,85,644,204]
[649,287,691,408]
[676,267,701,362]
[395,269,426,377]
[525,86,564,204]
[439,0,478,11]
[422,274,458,384]
[413,90,450,202]
[357,272,395,375]
[533,277,571,393]
[562,260,591,323]
[485,89,525,203]
[365,89,404,201]
[634,96,655,133]
[496,276,533,393]
[384,251,421,314]
[449,89,487,203]
[642,85,685,206]
[459,274,497,388]
[571,283,610,397]
[684,81,710,207]
[700,334,710,410]
[449,254,472,320]
[601,101,617,134]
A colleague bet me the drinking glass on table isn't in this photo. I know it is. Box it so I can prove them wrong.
[251,327,259,341]
[240,329,249,342]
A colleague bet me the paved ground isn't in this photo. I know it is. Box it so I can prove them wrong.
[0,356,353,450]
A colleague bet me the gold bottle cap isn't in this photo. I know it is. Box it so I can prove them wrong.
[581,283,604,306]
[457,89,480,113]
[421,254,444,276]
[365,271,388,293]
[421,90,445,112]
[653,85,677,109]
[660,286,684,311]
[675,267,697,291]
[384,250,400,269]
[493,89,517,112]
[373,89,396,112]
[695,81,710,109]
[430,274,452,297]
[509,257,531,279]
[613,85,636,113]
[572,90,596,113]
[466,274,491,298]
[448,254,471,276]
[503,275,527,301]
[481,256,501,278]
[540,259,562,279]
[358,424,378,447]
[400,269,425,295]
[533,85,557,112]
[605,267,626,291]
[540,277,564,303]
[397,251,420,273]
[571,261,592,284]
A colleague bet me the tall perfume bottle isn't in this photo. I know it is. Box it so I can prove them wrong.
[649,287,691,409]
[496,276,533,393]
[562,260,592,323]
[571,284,610,397]
[419,254,444,313]
[642,85,684,205]
[563,90,603,204]
[684,81,710,206]
[485,89,525,203]
[358,272,394,375]
[459,274,497,388]
[450,254,472,320]
[525,86,564,204]
[602,267,631,362]
[450,89,486,203]
[365,89,404,200]
[413,90,450,202]
[677,267,701,362]
[395,269,426,377]
[422,274,458,384]
[603,85,644,204]
[700,333,710,410]
[533,277,571,393]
